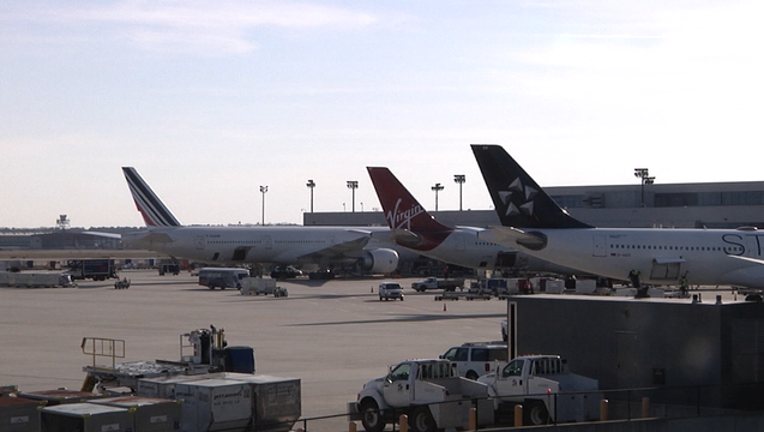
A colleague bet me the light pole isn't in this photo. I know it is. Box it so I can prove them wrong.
[260,185,268,224]
[453,174,465,211]
[347,180,358,212]
[633,168,655,207]
[431,182,444,211]
[306,179,315,213]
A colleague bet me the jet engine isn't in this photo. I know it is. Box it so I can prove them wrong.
[357,248,399,274]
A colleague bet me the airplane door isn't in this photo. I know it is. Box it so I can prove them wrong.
[264,235,273,250]
[745,236,759,258]
[593,234,607,257]
[196,235,205,250]
[455,236,466,252]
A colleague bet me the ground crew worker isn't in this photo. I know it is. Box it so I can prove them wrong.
[628,269,641,288]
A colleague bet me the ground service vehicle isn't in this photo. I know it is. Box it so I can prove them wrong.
[240,277,288,297]
[378,282,404,301]
[158,263,180,275]
[440,342,509,380]
[411,277,464,292]
[477,355,600,425]
[0,271,72,288]
[198,267,249,290]
[270,266,302,279]
[66,259,116,281]
[355,359,493,432]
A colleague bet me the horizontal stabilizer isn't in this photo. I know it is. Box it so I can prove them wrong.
[488,226,548,251]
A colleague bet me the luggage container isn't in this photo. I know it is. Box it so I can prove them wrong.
[174,378,253,432]
[0,395,43,432]
[244,375,301,432]
[18,389,102,406]
[92,395,183,432]
[136,375,212,400]
[41,402,134,432]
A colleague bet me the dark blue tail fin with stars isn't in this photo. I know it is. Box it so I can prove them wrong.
[471,144,592,229]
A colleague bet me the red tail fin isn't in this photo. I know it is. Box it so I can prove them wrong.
[367,167,452,233]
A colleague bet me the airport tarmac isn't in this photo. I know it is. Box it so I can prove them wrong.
[1,271,747,431]
[0,271,507,427]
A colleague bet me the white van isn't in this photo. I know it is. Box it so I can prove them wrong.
[198,268,250,290]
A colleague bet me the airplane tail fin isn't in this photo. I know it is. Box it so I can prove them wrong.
[122,167,182,228]
[471,145,592,229]
[367,167,453,250]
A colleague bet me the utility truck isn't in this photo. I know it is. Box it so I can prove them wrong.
[354,359,493,432]
[477,355,600,426]
[410,277,465,292]
[66,259,116,281]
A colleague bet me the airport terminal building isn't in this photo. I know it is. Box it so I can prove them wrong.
[3,180,764,251]
[304,180,764,230]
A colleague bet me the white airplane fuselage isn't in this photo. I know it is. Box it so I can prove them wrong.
[123,225,404,267]
[427,229,579,274]
[498,226,764,288]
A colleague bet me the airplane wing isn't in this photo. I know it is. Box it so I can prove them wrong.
[487,226,548,250]
[277,236,372,263]
[366,228,422,247]
[728,255,764,266]
[80,231,122,239]
[121,231,175,249]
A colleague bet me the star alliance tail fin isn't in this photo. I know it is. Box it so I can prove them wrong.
[471,145,592,229]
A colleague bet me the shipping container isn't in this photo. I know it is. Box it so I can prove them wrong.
[0,396,43,432]
[41,402,134,432]
[18,389,102,406]
[174,378,252,432]
[92,395,183,432]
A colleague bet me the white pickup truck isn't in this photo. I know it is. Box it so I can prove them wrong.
[354,359,494,432]
[410,277,465,292]
[477,355,600,425]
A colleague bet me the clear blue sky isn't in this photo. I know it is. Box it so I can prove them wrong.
[2,1,762,228]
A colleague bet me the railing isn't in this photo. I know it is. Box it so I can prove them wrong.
[282,382,764,432]
[81,336,126,370]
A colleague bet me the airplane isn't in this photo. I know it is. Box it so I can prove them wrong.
[366,166,580,274]
[121,167,402,278]
[471,144,764,290]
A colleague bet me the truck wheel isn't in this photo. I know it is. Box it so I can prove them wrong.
[526,402,549,425]
[360,400,385,432]
[411,406,436,432]
[466,370,479,380]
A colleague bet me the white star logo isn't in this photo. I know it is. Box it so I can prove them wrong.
[500,178,536,218]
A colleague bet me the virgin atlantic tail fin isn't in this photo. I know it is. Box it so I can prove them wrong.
[471,145,592,229]
[367,167,452,251]
[122,167,182,228]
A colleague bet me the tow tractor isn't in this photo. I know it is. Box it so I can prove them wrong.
[81,325,254,393]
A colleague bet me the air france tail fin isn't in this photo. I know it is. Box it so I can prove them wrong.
[122,167,182,228]
[367,167,453,251]
[471,145,592,229]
